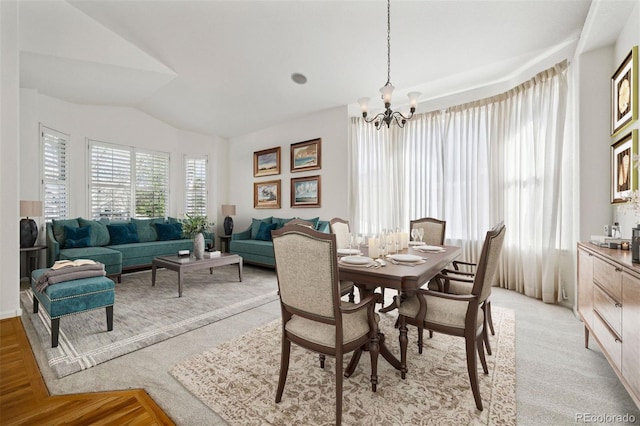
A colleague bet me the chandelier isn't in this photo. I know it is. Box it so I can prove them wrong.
[358,0,420,129]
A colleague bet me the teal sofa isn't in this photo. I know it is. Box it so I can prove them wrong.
[46,218,213,282]
[229,216,329,267]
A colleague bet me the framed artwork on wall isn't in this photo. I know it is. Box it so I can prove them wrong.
[254,180,281,209]
[611,46,638,136]
[253,147,281,177]
[611,130,638,204]
[290,138,321,172]
[291,175,321,208]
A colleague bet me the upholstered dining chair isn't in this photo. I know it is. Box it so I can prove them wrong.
[329,218,356,303]
[380,217,446,314]
[397,222,506,411]
[272,224,382,426]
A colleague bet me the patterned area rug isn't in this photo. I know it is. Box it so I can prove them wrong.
[170,306,516,425]
[20,265,278,378]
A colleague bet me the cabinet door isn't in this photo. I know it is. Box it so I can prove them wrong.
[577,247,594,327]
[622,271,640,401]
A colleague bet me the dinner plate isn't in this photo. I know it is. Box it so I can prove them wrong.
[340,255,372,265]
[388,254,422,263]
[408,241,425,246]
[414,245,445,252]
[337,248,361,255]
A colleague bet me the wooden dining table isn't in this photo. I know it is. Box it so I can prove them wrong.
[338,245,461,377]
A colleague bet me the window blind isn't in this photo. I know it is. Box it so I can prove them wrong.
[185,156,207,216]
[41,126,69,221]
[89,141,132,220]
[135,151,170,218]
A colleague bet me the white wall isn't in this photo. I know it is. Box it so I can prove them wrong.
[0,0,22,319]
[228,106,349,231]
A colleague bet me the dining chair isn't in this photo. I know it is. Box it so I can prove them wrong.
[272,224,381,425]
[329,218,357,303]
[397,222,506,411]
[379,217,446,314]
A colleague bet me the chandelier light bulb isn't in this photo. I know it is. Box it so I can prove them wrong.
[358,97,371,113]
[380,84,394,104]
[408,91,421,108]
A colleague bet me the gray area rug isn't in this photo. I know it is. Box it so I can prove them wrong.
[170,306,517,425]
[20,264,278,378]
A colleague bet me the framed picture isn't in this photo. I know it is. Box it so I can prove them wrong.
[611,130,638,203]
[290,138,321,172]
[253,147,281,177]
[291,175,321,208]
[254,180,281,209]
[611,46,638,136]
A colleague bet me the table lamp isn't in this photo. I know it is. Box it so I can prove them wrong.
[221,204,236,236]
[20,200,43,248]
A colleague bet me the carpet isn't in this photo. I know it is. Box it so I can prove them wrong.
[170,306,516,425]
[20,264,278,379]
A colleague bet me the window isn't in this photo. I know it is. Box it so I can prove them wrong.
[41,125,69,221]
[184,156,207,216]
[89,140,170,220]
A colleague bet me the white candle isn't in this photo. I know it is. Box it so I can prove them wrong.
[368,237,379,258]
[400,232,409,249]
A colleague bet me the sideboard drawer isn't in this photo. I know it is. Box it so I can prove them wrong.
[593,257,622,301]
[592,311,622,372]
[593,284,622,335]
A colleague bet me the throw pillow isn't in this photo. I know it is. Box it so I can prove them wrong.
[255,222,277,241]
[132,218,164,242]
[107,223,139,245]
[155,222,183,241]
[272,217,294,229]
[250,217,273,240]
[299,217,320,229]
[52,218,80,247]
[63,225,91,249]
[78,218,111,246]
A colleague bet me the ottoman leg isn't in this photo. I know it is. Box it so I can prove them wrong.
[106,305,114,331]
[33,295,39,313]
[51,318,60,348]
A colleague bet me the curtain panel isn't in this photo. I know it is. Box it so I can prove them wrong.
[350,61,570,303]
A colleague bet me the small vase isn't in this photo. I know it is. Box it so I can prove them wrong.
[193,232,205,260]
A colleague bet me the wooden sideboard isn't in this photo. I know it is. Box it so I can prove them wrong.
[577,242,640,408]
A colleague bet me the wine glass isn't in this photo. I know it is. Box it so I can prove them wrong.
[417,228,424,244]
[377,233,387,258]
[411,228,419,242]
[347,232,353,251]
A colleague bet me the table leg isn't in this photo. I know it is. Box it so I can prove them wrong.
[399,317,408,379]
[151,264,157,287]
[238,260,243,282]
[178,270,183,297]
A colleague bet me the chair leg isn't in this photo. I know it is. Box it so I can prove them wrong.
[51,318,60,348]
[486,300,495,336]
[344,349,362,377]
[428,330,433,338]
[369,334,379,392]
[319,354,325,368]
[477,333,488,374]
[336,353,343,426]
[33,295,39,313]
[417,325,424,354]
[348,289,355,303]
[465,334,483,411]
[399,317,408,379]
[482,304,492,356]
[275,339,291,403]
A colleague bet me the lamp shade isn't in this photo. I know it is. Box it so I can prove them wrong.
[221,204,236,216]
[20,200,43,218]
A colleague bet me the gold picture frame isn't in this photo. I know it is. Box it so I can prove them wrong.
[291,175,321,208]
[611,46,638,137]
[611,130,638,203]
[254,180,281,209]
[290,138,321,173]
[253,147,281,177]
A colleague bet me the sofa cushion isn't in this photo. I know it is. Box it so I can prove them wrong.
[230,239,275,258]
[256,222,278,241]
[59,247,122,276]
[155,222,183,241]
[63,225,91,249]
[272,217,294,229]
[52,218,79,247]
[107,223,139,245]
[108,239,194,268]
[132,218,164,242]
[78,218,111,246]
[250,217,273,239]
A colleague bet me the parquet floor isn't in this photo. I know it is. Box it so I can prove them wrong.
[0,317,174,425]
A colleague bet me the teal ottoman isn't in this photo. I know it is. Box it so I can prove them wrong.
[31,268,115,347]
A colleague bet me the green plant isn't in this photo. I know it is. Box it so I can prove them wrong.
[181,214,213,238]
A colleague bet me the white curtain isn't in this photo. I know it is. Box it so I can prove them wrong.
[350,61,570,303]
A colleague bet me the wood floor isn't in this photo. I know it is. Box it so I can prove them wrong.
[0,317,174,425]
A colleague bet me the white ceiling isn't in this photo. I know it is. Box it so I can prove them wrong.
[16,0,636,139]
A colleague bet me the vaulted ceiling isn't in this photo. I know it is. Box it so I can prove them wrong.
[17,0,636,139]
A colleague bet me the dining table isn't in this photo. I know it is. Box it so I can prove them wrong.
[338,244,462,378]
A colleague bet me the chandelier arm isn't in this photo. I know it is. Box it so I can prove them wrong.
[362,111,386,124]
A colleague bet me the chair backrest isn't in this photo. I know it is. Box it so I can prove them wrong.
[329,218,350,249]
[471,222,506,303]
[410,217,446,245]
[272,225,340,322]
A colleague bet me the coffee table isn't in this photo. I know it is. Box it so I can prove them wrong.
[151,253,243,297]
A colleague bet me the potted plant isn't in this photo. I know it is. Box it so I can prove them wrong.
[181,214,213,260]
